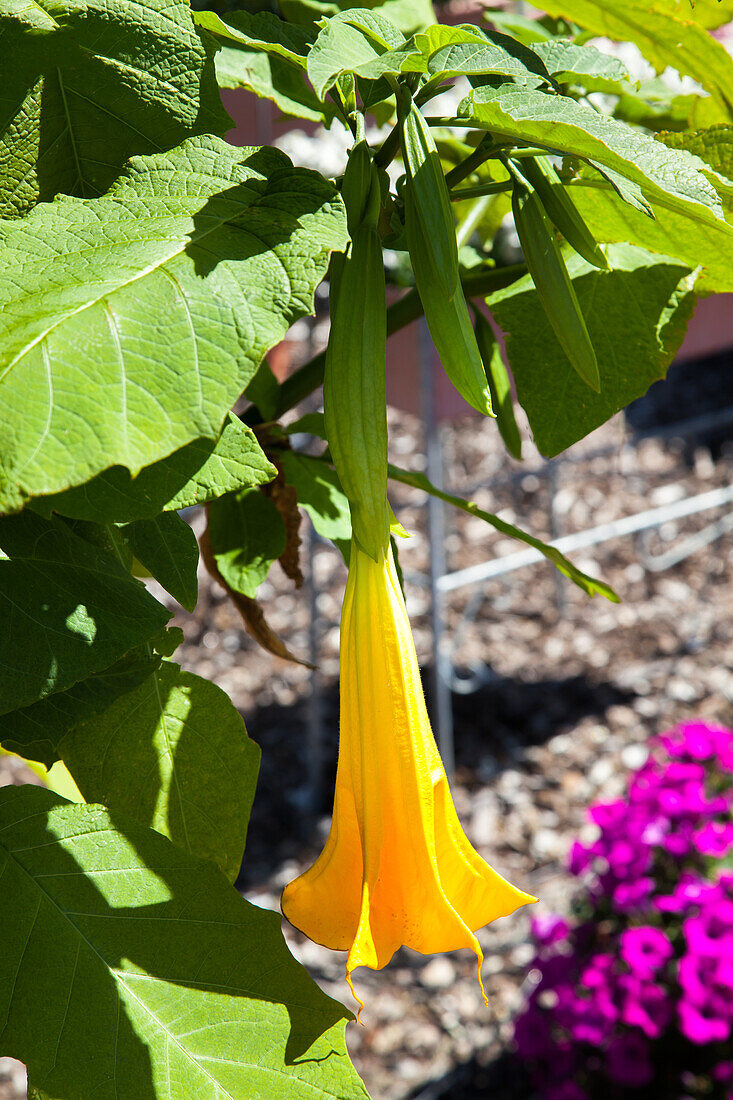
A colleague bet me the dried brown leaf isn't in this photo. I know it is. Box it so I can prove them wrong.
[200,522,314,669]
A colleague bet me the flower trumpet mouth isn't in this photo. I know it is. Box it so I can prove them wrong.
[282,540,535,1009]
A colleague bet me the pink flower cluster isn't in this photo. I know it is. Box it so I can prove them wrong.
[514,722,733,1099]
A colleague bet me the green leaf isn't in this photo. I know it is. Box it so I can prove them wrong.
[120,513,199,613]
[286,411,327,437]
[0,648,161,768]
[194,9,316,67]
[245,360,282,422]
[280,0,434,35]
[208,488,286,598]
[59,661,260,881]
[489,243,697,456]
[387,463,618,601]
[660,125,733,182]
[537,0,733,121]
[151,626,185,658]
[482,9,555,44]
[356,22,549,83]
[530,38,634,94]
[307,10,401,98]
[403,23,551,83]
[0,511,170,715]
[683,0,733,30]
[215,44,328,122]
[0,785,369,1099]
[569,176,733,294]
[586,162,653,216]
[31,415,277,524]
[461,85,733,227]
[610,74,702,134]
[0,135,347,514]
[195,10,328,121]
[0,0,231,217]
[280,451,352,556]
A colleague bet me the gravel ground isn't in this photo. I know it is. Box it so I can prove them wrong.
[2,364,732,1100]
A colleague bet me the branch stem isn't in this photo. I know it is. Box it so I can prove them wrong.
[247,264,526,424]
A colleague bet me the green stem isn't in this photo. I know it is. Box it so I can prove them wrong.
[508,146,554,158]
[450,180,512,201]
[374,122,401,169]
[444,136,498,189]
[247,263,527,424]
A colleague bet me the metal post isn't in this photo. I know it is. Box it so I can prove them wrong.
[420,319,456,776]
[304,521,324,815]
[547,459,567,617]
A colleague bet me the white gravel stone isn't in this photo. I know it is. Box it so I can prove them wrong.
[420,956,457,990]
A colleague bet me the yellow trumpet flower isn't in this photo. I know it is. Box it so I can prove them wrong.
[282,540,535,1008]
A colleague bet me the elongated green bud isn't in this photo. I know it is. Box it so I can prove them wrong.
[324,141,389,561]
[400,94,493,416]
[401,94,459,300]
[519,156,609,271]
[474,312,522,460]
[511,177,601,393]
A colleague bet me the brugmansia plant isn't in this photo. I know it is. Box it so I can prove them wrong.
[0,0,732,1095]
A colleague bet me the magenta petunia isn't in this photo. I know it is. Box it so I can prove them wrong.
[516,720,733,1098]
[679,1000,731,1045]
[620,926,674,977]
[694,821,733,857]
[532,914,570,948]
[619,975,672,1038]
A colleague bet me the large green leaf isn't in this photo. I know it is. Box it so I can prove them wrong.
[530,38,634,94]
[460,85,733,227]
[281,0,434,35]
[0,135,347,515]
[685,0,733,29]
[280,451,352,543]
[0,0,231,218]
[195,9,316,67]
[208,488,286,598]
[59,661,259,881]
[387,463,617,600]
[196,9,327,121]
[0,785,369,1099]
[0,511,170,715]
[279,450,351,560]
[660,125,733,182]
[569,175,733,294]
[350,22,549,83]
[489,243,697,456]
[536,0,733,122]
[121,513,199,613]
[307,9,403,98]
[0,648,162,768]
[216,42,327,121]
[31,415,277,524]
[410,24,550,82]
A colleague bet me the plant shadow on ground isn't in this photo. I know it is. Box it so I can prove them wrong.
[236,668,635,892]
